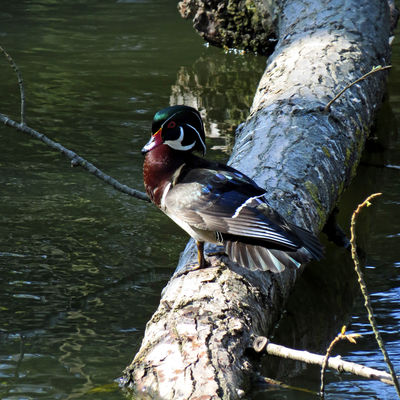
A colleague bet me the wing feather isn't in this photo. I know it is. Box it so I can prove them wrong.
[164,164,306,252]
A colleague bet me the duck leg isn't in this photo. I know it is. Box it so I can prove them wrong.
[196,241,205,268]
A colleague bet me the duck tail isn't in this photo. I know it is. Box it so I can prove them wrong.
[288,223,324,261]
[224,241,319,273]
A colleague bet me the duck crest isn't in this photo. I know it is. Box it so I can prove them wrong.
[143,144,185,207]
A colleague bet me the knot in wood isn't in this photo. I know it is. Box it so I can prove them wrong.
[70,156,80,167]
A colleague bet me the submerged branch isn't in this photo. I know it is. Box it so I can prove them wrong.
[0,112,150,202]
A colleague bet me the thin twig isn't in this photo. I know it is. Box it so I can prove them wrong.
[324,65,392,112]
[0,112,150,202]
[0,45,26,124]
[320,326,361,398]
[0,47,148,202]
[350,193,400,398]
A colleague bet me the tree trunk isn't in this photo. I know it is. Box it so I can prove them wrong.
[121,1,392,398]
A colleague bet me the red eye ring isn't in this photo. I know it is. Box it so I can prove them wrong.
[167,121,176,129]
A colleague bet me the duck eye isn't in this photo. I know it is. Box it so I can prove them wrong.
[167,121,176,129]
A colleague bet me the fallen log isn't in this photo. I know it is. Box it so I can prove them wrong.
[121,0,392,398]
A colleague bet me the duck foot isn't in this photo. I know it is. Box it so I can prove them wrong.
[207,250,226,257]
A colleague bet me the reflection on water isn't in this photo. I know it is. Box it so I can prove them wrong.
[170,54,265,153]
[0,1,400,399]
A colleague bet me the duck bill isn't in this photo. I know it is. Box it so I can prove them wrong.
[141,128,163,155]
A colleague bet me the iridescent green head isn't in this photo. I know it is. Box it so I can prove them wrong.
[142,105,206,155]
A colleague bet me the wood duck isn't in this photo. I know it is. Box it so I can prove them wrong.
[142,105,323,273]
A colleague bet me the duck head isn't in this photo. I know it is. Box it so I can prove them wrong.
[141,105,206,156]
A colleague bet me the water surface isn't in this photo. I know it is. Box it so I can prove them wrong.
[0,1,399,399]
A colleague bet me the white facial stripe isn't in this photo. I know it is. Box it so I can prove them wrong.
[177,126,184,142]
[161,111,180,128]
[186,123,206,154]
[161,109,203,131]
[161,108,205,153]
[164,126,196,151]
[191,110,204,131]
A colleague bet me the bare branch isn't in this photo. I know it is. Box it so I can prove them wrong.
[350,193,400,397]
[0,45,26,124]
[0,112,150,202]
[0,46,148,202]
[254,337,399,387]
[324,65,392,112]
[320,326,361,398]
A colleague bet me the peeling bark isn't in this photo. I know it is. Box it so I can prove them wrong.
[122,1,392,398]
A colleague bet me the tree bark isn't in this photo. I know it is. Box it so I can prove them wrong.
[121,1,392,398]
[178,0,280,55]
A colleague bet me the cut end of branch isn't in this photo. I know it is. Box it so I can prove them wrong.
[253,336,269,353]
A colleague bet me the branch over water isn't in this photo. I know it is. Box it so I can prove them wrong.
[0,113,150,202]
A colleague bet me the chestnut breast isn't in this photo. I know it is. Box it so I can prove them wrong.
[143,144,185,207]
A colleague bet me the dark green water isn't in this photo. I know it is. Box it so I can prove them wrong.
[0,1,399,399]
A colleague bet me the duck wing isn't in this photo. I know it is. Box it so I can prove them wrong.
[164,162,321,256]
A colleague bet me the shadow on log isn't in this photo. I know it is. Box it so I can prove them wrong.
[121,0,392,398]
